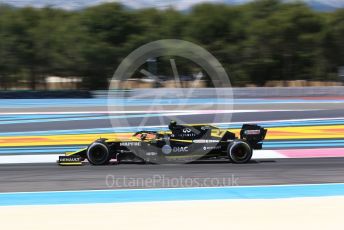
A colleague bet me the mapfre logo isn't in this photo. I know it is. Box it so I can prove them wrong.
[120,142,141,147]
[173,147,189,152]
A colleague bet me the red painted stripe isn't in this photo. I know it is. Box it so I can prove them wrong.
[264,97,344,100]
[278,148,344,158]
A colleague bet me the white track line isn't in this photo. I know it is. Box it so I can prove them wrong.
[0,155,60,164]
[0,109,313,115]
[254,150,288,159]
[0,150,285,164]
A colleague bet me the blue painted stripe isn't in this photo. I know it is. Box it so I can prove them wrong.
[1,183,344,206]
[0,113,172,125]
[264,140,344,148]
[0,128,117,136]
[0,146,84,150]
[0,117,343,127]
[0,146,85,150]
[0,146,85,155]
[261,120,344,128]
[0,148,81,155]
[0,98,233,108]
[0,114,100,121]
[0,115,343,128]
[0,98,343,108]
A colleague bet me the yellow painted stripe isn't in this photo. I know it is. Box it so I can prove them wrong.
[66,148,87,156]
[170,139,193,143]
[0,133,130,147]
[266,125,344,140]
[0,125,342,147]
[59,162,82,166]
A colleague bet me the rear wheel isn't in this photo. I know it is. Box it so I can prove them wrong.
[227,140,252,164]
[87,142,111,165]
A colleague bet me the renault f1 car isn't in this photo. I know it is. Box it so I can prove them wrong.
[58,121,267,165]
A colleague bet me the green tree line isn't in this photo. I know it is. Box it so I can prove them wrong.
[0,0,343,89]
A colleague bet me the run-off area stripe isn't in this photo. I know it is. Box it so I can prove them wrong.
[0,150,285,164]
[2,148,344,164]
[1,183,344,206]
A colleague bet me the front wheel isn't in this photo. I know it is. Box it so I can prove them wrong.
[227,140,252,164]
[87,142,111,165]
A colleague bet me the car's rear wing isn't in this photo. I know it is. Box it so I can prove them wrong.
[240,124,267,149]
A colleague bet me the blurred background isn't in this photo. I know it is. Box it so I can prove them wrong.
[0,0,343,91]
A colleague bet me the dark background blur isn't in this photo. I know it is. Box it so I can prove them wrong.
[0,0,343,90]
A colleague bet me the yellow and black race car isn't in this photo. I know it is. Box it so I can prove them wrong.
[58,121,267,166]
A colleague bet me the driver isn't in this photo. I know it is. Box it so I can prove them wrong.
[168,120,177,130]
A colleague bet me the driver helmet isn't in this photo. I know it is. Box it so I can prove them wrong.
[169,120,177,130]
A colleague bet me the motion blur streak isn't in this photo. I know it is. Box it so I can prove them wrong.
[0,124,341,147]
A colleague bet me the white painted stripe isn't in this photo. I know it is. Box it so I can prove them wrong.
[0,109,312,115]
[118,117,344,130]
[253,150,287,159]
[0,154,60,164]
[0,150,285,164]
[214,117,344,126]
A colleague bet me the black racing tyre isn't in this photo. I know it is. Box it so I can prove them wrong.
[87,142,111,165]
[227,140,252,164]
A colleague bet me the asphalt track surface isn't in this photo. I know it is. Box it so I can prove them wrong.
[1,158,344,192]
[1,109,344,133]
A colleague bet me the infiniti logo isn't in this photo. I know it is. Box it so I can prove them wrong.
[183,128,192,133]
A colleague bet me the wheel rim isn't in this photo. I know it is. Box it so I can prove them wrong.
[88,144,109,165]
[230,142,251,162]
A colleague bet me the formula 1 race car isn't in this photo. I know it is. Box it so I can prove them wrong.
[58,121,267,166]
